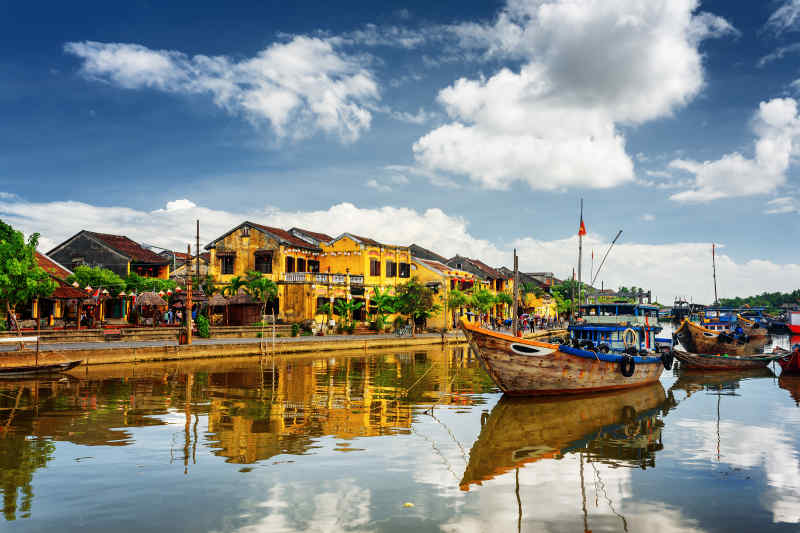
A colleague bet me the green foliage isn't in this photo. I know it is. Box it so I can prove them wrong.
[124,272,176,294]
[370,287,396,330]
[317,301,332,316]
[222,275,249,297]
[395,277,441,325]
[469,288,497,314]
[495,292,513,306]
[245,271,278,319]
[446,289,470,310]
[719,290,800,313]
[291,323,299,337]
[67,266,126,294]
[334,299,363,326]
[0,220,55,310]
[521,281,545,298]
[196,315,210,338]
[194,274,219,297]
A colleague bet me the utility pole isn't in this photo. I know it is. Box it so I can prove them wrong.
[185,244,193,345]
[577,198,584,311]
[512,249,519,336]
[196,220,200,283]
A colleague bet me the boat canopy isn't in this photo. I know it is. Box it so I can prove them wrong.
[579,303,659,318]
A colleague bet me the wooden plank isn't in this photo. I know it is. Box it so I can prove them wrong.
[0,336,38,343]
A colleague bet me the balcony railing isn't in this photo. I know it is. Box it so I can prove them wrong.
[284,272,365,285]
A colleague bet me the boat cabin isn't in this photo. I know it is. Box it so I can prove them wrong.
[569,303,663,354]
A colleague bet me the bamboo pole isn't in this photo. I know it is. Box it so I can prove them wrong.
[512,249,519,336]
[185,244,193,345]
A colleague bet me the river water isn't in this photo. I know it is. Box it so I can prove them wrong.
[2,341,800,532]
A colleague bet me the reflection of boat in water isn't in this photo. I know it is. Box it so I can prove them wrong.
[461,321,666,395]
[779,375,800,405]
[460,383,669,490]
[670,367,774,398]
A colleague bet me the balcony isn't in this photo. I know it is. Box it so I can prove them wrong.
[284,272,364,285]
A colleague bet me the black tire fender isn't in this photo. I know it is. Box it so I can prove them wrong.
[661,351,674,370]
[619,354,636,377]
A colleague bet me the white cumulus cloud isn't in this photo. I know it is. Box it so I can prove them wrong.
[64,37,380,143]
[413,0,734,191]
[669,98,800,203]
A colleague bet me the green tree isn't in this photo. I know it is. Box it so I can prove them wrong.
[395,277,440,335]
[446,289,470,329]
[495,292,513,307]
[370,287,396,331]
[66,266,126,295]
[521,281,544,299]
[123,272,176,294]
[334,299,363,329]
[0,221,55,333]
[470,288,497,323]
[222,275,249,298]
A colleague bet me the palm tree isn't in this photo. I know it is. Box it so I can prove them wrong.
[334,299,364,330]
[222,275,249,298]
[470,288,497,325]
[246,275,278,321]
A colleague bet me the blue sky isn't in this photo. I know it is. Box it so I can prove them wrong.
[3,0,800,302]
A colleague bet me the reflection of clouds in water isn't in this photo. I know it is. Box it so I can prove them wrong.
[438,454,702,532]
[446,455,704,532]
[675,419,800,523]
[228,479,372,533]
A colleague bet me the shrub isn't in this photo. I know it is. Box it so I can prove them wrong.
[291,324,299,337]
[196,315,210,338]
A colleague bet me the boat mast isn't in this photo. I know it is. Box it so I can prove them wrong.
[512,249,519,336]
[578,198,584,312]
[712,243,719,305]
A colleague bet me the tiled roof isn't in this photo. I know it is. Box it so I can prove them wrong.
[289,227,334,244]
[35,252,72,280]
[86,232,169,264]
[249,223,321,251]
[348,234,385,247]
[466,258,504,279]
[51,278,88,299]
[409,244,449,264]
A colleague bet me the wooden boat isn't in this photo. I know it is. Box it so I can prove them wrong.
[0,359,81,377]
[674,319,768,356]
[672,349,782,370]
[460,383,668,490]
[461,321,666,395]
[777,347,800,374]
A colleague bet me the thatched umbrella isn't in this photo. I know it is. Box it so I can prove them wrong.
[135,291,168,307]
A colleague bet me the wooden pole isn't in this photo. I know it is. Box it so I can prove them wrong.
[512,249,519,336]
[577,198,583,311]
[186,244,193,345]
[712,243,719,305]
[35,299,39,368]
[195,220,200,283]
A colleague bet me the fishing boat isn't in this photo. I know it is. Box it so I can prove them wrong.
[460,383,669,490]
[788,310,800,335]
[674,319,768,356]
[672,349,782,370]
[461,320,668,395]
[0,360,81,378]
[736,314,768,338]
[569,302,669,353]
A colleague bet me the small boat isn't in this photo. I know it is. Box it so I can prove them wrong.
[788,310,800,335]
[777,345,800,374]
[674,319,768,356]
[460,383,669,490]
[672,349,782,370]
[461,321,668,396]
[0,359,81,378]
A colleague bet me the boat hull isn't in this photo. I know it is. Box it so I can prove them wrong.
[0,360,81,377]
[461,322,664,395]
[777,349,800,373]
[673,349,779,370]
[675,320,768,356]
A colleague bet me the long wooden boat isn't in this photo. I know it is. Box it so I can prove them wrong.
[460,383,667,490]
[777,347,800,374]
[674,319,768,356]
[672,349,781,370]
[461,321,666,395]
[0,359,81,378]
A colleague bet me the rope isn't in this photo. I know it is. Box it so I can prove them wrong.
[405,363,435,395]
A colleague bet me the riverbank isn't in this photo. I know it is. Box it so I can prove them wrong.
[0,328,565,367]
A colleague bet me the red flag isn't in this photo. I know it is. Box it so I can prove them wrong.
[578,217,587,236]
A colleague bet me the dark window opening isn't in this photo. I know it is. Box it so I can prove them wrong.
[285,256,295,273]
[241,226,250,237]
[297,258,306,272]
[399,263,410,278]
[254,252,273,274]
[370,259,381,277]
[308,260,320,273]
[386,261,397,277]
[221,256,235,275]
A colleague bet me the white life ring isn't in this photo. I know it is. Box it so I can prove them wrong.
[622,328,638,349]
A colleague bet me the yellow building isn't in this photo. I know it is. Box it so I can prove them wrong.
[411,257,479,329]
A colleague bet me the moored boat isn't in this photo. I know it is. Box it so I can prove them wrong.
[788,310,800,335]
[777,345,800,374]
[672,349,781,370]
[0,360,81,378]
[461,320,668,396]
[569,302,668,353]
[736,314,768,338]
[674,319,768,356]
